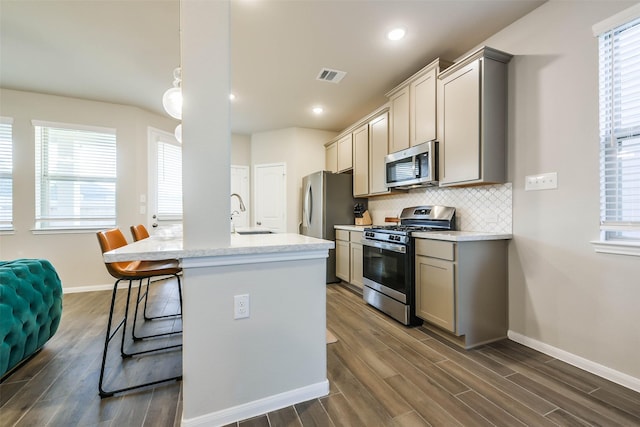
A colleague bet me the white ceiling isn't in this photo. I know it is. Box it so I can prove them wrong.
[0,0,545,135]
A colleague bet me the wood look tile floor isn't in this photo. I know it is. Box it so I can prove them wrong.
[2,280,639,426]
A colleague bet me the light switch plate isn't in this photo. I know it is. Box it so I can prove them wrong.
[525,172,558,191]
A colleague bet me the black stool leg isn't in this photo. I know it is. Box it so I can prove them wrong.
[176,274,183,313]
[99,278,182,398]
[99,278,126,398]
[120,277,182,358]
[141,275,182,321]
[131,276,182,341]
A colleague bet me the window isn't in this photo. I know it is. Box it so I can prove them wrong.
[0,117,13,230]
[597,12,640,242]
[34,121,116,230]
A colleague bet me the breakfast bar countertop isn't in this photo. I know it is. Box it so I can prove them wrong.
[103,232,334,263]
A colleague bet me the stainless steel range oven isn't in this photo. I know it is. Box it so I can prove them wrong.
[362,205,455,326]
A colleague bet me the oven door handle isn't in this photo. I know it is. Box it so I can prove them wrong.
[361,239,406,254]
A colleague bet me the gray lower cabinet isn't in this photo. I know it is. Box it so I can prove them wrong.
[349,232,363,289]
[335,230,350,282]
[415,238,507,349]
[336,229,364,289]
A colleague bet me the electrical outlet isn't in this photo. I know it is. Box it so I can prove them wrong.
[525,172,558,191]
[234,294,250,319]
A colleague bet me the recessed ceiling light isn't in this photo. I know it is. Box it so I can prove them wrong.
[312,106,324,115]
[229,93,236,100]
[387,27,406,41]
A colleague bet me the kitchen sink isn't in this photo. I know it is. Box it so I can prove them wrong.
[234,227,272,235]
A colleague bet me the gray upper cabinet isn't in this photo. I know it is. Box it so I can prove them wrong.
[388,86,410,154]
[368,112,390,196]
[337,133,353,172]
[325,133,353,173]
[353,123,369,197]
[387,58,452,154]
[325,141,338,172]
[437,47,512,187]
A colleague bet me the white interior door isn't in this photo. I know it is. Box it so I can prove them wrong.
[147,127,182,235]
[254,163,286,232]
[230,165,250,228]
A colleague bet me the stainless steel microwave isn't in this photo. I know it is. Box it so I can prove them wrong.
[385,140,438,190]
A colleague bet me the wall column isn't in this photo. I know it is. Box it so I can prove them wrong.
[181,0,230,249]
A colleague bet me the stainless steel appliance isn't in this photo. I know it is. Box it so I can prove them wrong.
[385,140,438,190]
[301,171,362,283]
[362,205,455,325]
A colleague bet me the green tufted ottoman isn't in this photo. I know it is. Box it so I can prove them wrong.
[0,259,63,379]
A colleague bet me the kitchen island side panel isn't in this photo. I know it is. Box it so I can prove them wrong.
[181,257,328,425]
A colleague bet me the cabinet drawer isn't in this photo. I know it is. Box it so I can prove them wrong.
[335,229,349,241]
[415,239,455,261]
[350,231,363,243]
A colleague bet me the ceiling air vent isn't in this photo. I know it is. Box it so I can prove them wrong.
[316,68,347,84]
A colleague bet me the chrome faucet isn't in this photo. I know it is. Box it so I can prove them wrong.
[230,193,246,212]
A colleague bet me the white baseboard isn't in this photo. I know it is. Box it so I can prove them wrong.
[181,380,330,427]
[508,330,640,393]
[62,276,171,294]
[62,283,116,293]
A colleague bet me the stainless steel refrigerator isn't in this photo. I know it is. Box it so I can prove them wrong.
[301,171,358,283]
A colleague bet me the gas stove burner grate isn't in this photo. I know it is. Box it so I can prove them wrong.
[366,225,443,234]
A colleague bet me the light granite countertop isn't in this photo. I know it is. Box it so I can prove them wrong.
[103,233,334,263]
[334,224,371,232]
[412,230,512,242]
[335,224,511,241]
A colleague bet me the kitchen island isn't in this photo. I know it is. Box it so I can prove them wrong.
[103,232,334,426]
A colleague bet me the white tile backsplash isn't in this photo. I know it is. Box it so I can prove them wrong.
[367,183,512,233]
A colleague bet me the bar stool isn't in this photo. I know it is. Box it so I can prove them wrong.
[129,224,183,340]
[96,228,182,398]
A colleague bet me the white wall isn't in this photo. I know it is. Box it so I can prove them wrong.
[251,127,337,233]
[478,1,640,381]
[0,88,179,289]
[231,133,251,165]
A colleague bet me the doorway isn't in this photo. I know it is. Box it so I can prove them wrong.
[147,127,182,233]
[253,163,286,232]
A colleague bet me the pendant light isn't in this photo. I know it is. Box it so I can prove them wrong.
[174,123,182,143]
[162,67,182,120]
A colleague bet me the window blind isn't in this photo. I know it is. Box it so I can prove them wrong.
[0,118,13,230]
[156,139,182,220]
[34,122,116,229]
[599,15,640,241]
